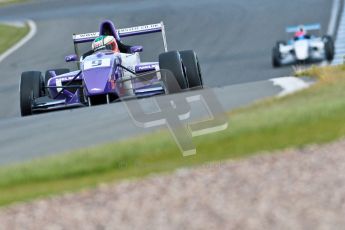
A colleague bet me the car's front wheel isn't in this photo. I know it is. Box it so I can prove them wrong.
[159,51,188,93]
[272,41,285,68]
[20,71,43,116]
[180,50,203,89]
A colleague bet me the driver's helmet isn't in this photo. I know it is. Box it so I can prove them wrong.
[294,26,306,38]
[92,35,119,53]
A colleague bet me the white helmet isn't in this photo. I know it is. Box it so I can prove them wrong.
[92,35,118,52]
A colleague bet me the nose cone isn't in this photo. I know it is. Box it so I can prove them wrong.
[294,40,309,60]
[83,68,111,95]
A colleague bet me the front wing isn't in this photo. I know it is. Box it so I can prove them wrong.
[279,45,326,65]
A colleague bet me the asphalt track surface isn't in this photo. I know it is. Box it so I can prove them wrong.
[0,0,334,164]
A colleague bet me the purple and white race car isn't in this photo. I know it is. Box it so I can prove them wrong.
[19,20,203,116]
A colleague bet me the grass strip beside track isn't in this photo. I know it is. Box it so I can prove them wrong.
[0,23,29,54]
[0,0,27,7]
[1,65,345,206]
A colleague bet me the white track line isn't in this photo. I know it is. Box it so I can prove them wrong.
[0,20,37,64]
[321,0,342,66]
[270,77,313,97]
[328,0,341,35]
[332,1,345,65]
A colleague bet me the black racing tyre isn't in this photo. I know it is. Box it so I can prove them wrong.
[323,35,335,61]
[272,41,285,68]
[20,71,42,116]
[272,46,281,68]
[44,68,70,96]
[179,50,203,89]
[159,51,188,93]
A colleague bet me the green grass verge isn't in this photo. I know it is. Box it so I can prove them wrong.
[1,65,345,206]
[0,23,29,54]
[0,0,28,7]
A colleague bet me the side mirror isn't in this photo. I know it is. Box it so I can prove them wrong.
[65,54,78,62]
[130,46,143,53]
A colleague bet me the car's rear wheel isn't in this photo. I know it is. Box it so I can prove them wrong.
[20,71,43,116]
[44,68,70,96]
[323,35,334,61]
[159,51,188,93]
[180,50,203,89]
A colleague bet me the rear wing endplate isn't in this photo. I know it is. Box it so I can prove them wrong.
[72,22,168,52]
[286,23,321,33]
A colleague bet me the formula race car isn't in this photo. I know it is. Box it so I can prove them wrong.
[272,24,335,67]
[20,20,203,116]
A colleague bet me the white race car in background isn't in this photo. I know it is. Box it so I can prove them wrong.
[272,24,335,67]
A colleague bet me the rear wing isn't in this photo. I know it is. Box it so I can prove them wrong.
[72,22,168,52]
[286,24,321,33]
